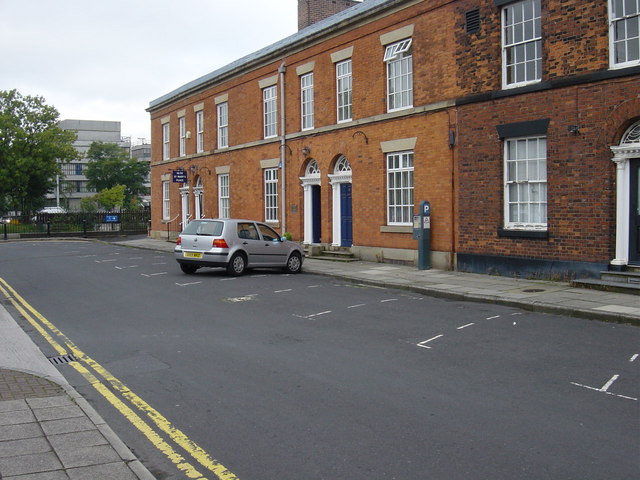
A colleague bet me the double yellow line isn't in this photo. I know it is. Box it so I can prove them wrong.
[0,277,239,480]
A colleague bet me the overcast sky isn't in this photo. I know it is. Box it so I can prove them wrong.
[1,0,298,143]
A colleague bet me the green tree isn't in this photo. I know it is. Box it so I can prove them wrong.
[0,90,78,214]
[94,185,126,211]
[85,142,149,207]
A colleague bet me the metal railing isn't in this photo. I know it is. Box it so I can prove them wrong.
[2,209,151,240]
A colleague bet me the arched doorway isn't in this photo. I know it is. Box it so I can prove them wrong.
[300,159,321,244]
[611,120,640,266]
[193,177,204,219]
[328,155,352,247]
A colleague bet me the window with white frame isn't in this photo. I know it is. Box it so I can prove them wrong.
[385,38,413,112]
[162,181,170,220]
[263,86,278,139]
[264,168,279,221]
[610,0,640,67]
[386,151,414,225]
[218,173,230,219]
[336,59,352,122]
[502,0,542,88]
[196,111,204,153]
[179,117,186,156]
[504,136,547,229]
[217,102,228,149]
[162,123,170,160]
[301,73,314,130]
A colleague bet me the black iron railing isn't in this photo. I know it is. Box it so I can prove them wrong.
[2,209,151,240]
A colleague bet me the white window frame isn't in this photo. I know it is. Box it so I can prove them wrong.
[301,72,314,130]
[501,0,542,89]
[336,59,352,123]
[263,85,278,139]
[196,110,204,153]
[162,123,170,160]
[385,39,413,112]
[218,173,230,219]
[179,117,186,157]
[609,0,640,68]
[264,167,279,222]
[386,151,414,225]
[162,181,170,220]
[217,102,228,149]
[503,136,547,230]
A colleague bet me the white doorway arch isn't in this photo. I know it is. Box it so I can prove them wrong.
[611,120,640,266]
[300,159,321,244]
[328,155,352,247]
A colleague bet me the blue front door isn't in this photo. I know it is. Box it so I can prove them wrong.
[340,183,352,247]
[312,185,321,243]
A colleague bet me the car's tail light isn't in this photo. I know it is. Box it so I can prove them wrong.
[176,236,182,246]
[213,238,229,248]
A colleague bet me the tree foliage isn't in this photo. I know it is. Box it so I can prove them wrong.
[0,90,78,214]
[85,141,149,207]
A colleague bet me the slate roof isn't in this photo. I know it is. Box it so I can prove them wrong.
[148,0,402,110]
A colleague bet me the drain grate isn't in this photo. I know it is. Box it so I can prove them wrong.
[48,354,77,365]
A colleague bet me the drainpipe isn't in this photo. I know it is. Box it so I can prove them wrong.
[279,61,287,235]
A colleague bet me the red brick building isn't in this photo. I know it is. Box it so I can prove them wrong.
[147,0,640,278]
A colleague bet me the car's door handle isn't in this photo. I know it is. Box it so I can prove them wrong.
[242,241,248,245]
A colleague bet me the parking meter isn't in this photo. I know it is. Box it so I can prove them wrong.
[412,200,431,270]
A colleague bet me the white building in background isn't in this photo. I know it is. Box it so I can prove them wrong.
[51,120,150,210]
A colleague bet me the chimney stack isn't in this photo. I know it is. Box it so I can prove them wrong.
[298,0,362,30]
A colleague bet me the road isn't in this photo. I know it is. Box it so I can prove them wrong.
[0,240,638,480]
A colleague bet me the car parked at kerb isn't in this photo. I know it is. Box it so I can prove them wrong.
[174,218,303,276]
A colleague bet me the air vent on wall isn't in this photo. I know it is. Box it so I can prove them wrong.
[466,8,481,34]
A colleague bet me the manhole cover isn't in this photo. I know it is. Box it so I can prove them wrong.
[522,288,544,293]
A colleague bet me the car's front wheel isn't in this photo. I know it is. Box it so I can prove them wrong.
[180,263,198,274]
[284,252,302,274]
[226,252,247,276]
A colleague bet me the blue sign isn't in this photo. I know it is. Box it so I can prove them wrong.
[172,169,187,183]
[104,215,119,223]
[421,200,430,216]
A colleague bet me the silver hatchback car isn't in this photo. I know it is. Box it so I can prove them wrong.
[174,218,303,276]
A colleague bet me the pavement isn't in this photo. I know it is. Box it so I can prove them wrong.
[0,235,638,480]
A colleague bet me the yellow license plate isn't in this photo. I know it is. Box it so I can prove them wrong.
[183,252,203,258]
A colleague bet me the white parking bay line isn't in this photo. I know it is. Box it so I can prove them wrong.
[275,289,292,293]
[141,272,168,277]
[600,374,619,392]
[456,323,475,330]
[176,281,203,287]
[417,334,443,349]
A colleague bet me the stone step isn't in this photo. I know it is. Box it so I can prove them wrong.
[600,271,640,285]
[571,278,640,295]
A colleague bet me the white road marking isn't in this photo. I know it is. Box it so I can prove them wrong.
[152,262,167,265]
[600,375,619,392]
[141,272,168,277]
[78,255,97,258]
[307,285,321,288]
[115,265,139,269]
[456,323,475,330]
[380,298,397,303]
[348,304,365,309]
[486,315,500,320]
[95,259,117,263]
[630,354,638,362]
[417,334,443,349]
[275,289,292,293]
[176,282,203,287]
[305,311,331,318]
[220,278,236,281]
[570,381,637,401]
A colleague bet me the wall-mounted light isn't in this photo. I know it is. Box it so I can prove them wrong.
[302,146,311,156]
[186,131,192,139]
[568,125,580,135]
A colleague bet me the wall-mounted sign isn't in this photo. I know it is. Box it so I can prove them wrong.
[172,169,187,183]
[104,215,119,223]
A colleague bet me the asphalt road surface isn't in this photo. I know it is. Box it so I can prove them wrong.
[1,240,638,480]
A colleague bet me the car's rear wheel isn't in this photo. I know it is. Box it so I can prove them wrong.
[227,252,247,276]
[284,252,302,274]
[180,263,198,274]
